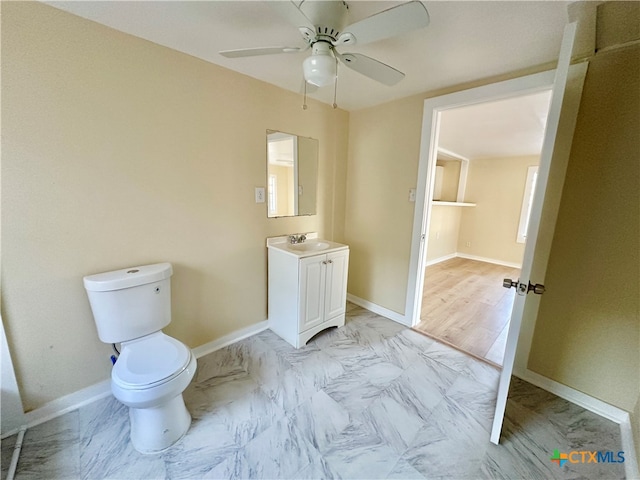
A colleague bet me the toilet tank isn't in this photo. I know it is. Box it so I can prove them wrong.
[83,263,173,344]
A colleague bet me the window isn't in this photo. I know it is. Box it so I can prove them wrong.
[268,174,277,215]
[517,166,538,244]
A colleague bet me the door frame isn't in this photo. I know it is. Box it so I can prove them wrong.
[405,69,557,332]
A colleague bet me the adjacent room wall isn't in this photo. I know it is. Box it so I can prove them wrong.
[457,155,539,265]
[425,206,461,263]
[1,2,349,411]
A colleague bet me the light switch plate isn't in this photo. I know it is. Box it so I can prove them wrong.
[255,187,265,203]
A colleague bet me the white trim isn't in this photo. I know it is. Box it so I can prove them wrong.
[518,369,639,480]
[425,252,521,269]
[432,201,476,207]
[437,147,470,162]
[346,293,409,326]
[518,369,628,423]
[191,320,268,358]
[456,253,522,269]
[425,253,458,267]
[620,414,640,480]
[1,320,269,440]
[0,379,114,439]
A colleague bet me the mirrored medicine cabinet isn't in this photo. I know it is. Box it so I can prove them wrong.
[266,130,319,218]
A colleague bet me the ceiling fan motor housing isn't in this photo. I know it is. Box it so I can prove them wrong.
[299,0,349,42]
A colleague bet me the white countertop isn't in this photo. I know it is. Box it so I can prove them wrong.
[266,233,348,258]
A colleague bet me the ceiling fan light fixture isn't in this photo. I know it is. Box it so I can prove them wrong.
[303,42,336,87]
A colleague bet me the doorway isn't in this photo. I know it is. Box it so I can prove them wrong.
[413,91,552,366]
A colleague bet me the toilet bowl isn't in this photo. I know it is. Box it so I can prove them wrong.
[111,332,197,453]
[83,263,197,454]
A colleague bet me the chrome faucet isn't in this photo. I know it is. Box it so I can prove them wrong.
[288,234,307,244]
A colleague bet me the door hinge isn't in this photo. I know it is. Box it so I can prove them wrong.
[503,278,546,296]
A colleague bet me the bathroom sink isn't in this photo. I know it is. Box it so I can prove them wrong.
[289,241,331,252]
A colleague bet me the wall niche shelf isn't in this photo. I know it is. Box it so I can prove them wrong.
[432,148,476,207]
[432,201,476,207]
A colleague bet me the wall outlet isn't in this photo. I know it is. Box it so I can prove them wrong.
[408,188,416,202]
[466,241,471,247]
[435,231,440,240]
[255,187,265,203]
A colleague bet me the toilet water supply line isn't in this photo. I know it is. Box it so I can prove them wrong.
[111,343,119,365]
[6,425,27,480]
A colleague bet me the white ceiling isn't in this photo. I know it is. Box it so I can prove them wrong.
[44,0,565,159]
[46,1,570,112]
[439,89,553,159]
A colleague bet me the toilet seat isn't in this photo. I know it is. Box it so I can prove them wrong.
[112,332,191,390]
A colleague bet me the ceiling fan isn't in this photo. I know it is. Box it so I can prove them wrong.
[219,1,430,89]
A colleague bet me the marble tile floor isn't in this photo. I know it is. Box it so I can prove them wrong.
[1,304,625,479]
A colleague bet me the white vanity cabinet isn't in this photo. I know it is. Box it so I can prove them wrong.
[267,237,349,349]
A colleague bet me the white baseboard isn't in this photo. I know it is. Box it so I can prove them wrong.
[456,253,522,269]
[518,369,627,423]
[425,253,457,267]
[518,369,638,480]
[424,252,521,269]
[1,320,269,440]
[347,293,409,326]
[620,414,640,480]
[191,320,268,358]
[5,379,113,439]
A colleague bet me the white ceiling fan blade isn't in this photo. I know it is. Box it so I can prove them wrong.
[336,1,429,47]
[269,1,315,30]
[219,46,303,58]
[337,53,405,86]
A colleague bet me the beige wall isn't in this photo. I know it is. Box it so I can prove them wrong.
[527,42,639,412]
[425,206,461,262]
[344,95,424,313]
[1,3,349,411]
[457,155,539,265]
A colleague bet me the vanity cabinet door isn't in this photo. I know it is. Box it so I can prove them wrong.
[299,254,327,333]
[324,250,349,320]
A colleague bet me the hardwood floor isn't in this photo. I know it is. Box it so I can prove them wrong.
[414,257,520,366]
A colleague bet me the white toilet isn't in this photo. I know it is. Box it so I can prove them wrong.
[83,262,197,454]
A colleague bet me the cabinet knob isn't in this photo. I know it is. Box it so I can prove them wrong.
[328,260,333,264]
[322,261,327,265]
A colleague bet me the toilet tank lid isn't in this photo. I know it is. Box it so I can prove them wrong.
[83,263,173,292]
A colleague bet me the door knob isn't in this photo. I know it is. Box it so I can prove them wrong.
[503,279,545,295]
[528,282,545,295]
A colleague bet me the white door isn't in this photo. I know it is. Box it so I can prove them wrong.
[299,255,326,332]
[405,21,589,445]
[1,316,25,435]
[324,250,350,320]
[490,22,587,443]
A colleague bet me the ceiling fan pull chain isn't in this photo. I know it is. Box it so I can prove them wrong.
[302,78,308,110]
[332,57,338,109]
